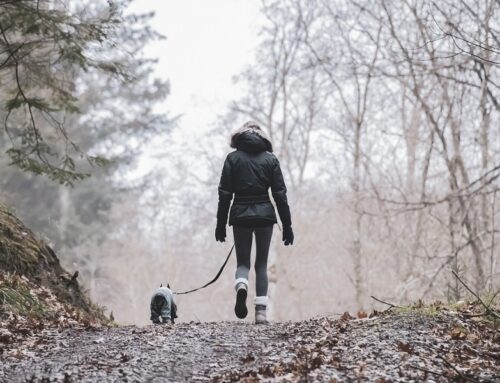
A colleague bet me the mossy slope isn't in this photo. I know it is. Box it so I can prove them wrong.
[0,203,109,326]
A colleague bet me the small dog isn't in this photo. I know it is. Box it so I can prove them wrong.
[150,284,177,324]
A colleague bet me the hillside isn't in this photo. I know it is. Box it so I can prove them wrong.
[0,203,110,340]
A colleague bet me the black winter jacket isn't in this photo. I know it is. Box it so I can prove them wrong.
[217,131,292,228]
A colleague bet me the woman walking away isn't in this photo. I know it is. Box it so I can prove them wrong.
[215,121,294,324]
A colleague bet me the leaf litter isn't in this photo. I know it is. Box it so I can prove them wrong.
[1,303,498,382]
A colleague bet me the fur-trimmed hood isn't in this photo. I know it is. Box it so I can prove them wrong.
[230,121,273,153]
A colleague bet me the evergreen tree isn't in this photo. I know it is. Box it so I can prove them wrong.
[0,0,173,256]
[0,0,128,184]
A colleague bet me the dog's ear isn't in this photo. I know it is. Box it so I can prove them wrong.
[160,283,163,287]
[167,283,171,289]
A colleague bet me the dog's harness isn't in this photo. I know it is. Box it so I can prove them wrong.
[173,244,235,295]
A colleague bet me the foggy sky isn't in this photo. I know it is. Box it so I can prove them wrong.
[128,0,264,138]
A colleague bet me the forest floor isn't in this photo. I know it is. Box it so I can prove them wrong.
[1,304,499,383]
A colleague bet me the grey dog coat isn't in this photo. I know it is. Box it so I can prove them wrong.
[150,286,177,324]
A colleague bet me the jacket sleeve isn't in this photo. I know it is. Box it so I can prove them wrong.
[216,155,234,225]
[270,156,292,227]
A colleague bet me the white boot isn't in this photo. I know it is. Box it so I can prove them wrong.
[255,296,268,324]
[234,278,248,319]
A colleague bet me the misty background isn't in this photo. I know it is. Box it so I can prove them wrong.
[0,0,498,325]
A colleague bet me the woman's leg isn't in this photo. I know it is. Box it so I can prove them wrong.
[254,225,273,324]
[233,225,253,319]
[233,225,253,285]
[254,225,273,297]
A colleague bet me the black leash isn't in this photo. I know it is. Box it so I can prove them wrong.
[173,244,235,295]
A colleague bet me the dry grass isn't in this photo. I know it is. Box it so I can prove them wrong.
[0,275,48,318]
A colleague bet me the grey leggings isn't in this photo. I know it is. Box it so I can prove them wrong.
[233,225,273,297]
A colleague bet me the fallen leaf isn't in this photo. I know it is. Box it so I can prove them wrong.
[341,312,354,321]
[0,329,13,343]
[397,341,414,354]
[241,353,255,363]
[369,310,380,318]
[357,311,368,319]
[450,327,467,340]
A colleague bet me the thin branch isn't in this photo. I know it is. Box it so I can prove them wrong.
[370,295,401,309]
[437,355,483,383]
[451,270,500,320]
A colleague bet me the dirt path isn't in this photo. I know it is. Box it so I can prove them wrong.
[1,313,498,382]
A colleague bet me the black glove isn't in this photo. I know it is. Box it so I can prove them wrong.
[282,225,294,246]
[215,222,226,242]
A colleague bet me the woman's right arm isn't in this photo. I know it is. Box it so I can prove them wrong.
[215,155,233,241]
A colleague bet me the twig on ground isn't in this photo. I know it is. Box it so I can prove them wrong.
[370,295,401,310]
[461,312,488,318]
[438,355,489,383]
[462,344,500,361]
[411,364,446,378]
[451,271,500,320]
